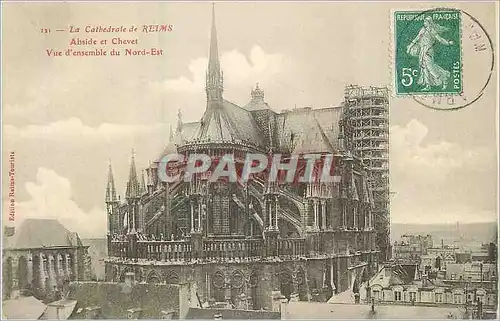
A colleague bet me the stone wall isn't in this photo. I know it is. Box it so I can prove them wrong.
[67,281,180,319]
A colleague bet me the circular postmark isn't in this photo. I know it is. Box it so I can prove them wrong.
[395,8,494,111]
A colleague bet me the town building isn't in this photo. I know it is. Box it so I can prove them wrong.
[445,262,496,283]
[359,262,497,317]
[104,6,389,311]
[427,241,459,258]
[2,219,91,301]
[393,234,433,262]
[419,242,460,273]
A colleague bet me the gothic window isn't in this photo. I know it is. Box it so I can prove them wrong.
[212,270,225,289]
[147,271,161,284]
[231,270,244,289]
[164,271,180,284]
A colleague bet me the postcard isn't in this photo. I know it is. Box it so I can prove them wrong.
[2,2,498,319]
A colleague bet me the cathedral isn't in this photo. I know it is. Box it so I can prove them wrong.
[105,6,389,310]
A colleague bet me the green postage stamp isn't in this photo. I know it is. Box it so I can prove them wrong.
[394,9,462,95]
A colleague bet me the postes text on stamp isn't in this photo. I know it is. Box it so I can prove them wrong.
[394,10,462,95]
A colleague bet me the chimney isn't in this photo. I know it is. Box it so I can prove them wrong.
[441,239,444,248]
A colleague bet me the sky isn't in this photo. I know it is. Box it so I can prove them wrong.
[2,2,498,238]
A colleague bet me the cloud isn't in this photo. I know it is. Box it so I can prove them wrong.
[4,118,165,142]
[390,119,496,224]
[4,168,106,238]
[390,119,489,181]
[162,57,208,93]
[161,45,290,93]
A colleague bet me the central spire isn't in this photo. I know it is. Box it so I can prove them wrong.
[206,3,223,102]
[209,3,220,73]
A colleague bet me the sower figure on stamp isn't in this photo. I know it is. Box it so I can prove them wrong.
[407,16,454,91]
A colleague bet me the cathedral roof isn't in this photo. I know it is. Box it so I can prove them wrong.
[174,105,343,155]
[176,121,201,145]
[276,107,337,154]
[312,107,343,150]
[244,98,272,112]
[194,99,264,147]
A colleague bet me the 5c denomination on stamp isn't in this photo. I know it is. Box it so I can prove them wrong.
[394,9,462,96]
[393,8,494,111]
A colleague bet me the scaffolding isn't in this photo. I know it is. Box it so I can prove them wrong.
[344,85,390,261]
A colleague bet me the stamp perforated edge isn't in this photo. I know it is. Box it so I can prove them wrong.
[389,7,465,99]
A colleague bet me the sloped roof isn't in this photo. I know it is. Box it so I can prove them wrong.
[244,96,272,111]
[195,99,263,146]
[4,219,83,250]
[328,289,356,304]
[180,122,201,142]
[244,99,271,111]
[369,264,417,288]
[223,100,264,145]
[174,122,201,146]
[394,264,417,284]
[313,107,343,150]
[2,295,47,319]
[276,108,335,154]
